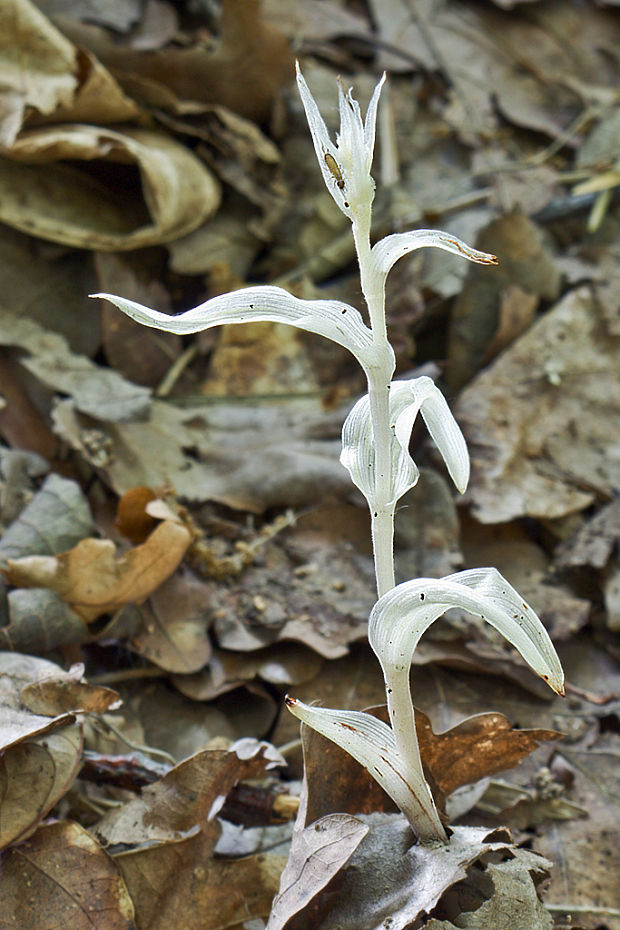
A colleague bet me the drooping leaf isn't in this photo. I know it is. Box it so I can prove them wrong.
[340,377,470,510]
[369,568,565,696]
[92,285,390,378]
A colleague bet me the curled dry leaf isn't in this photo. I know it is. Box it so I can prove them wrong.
[20,662,121,716]
[0,0,76,146]
[5,520,192,623]
[0,125,220,250]
[0,724,83,850]
[0,821,136,930]
[95,738,282,848]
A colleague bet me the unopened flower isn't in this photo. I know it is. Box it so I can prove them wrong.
[296,62,385,226]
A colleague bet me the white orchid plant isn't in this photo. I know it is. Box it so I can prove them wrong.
[93,64,564,847]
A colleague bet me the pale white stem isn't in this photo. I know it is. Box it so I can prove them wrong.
[386,667,448,843]
[352,219,396,598]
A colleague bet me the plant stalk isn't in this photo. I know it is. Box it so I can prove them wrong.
[352,219,396,599]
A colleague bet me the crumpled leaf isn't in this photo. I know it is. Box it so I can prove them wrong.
[0,821,136,929]
[0,473,93,562]
[0,305,150,421]
[424,847,553,930]
[456,286,620,522]
[0,652,77,749]
[5,520,192,623]
[58,0,294,123]
[269,813,531,930]
[0,124,220,250]
[95,738,285,929]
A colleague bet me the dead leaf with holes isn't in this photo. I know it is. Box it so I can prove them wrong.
[5,519,192,622]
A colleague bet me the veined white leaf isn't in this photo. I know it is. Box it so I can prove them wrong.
[372,230,498,280]
[339,376,470,510]
[92,286,390,377]
[286,697,446,843]
[369,567,565,696]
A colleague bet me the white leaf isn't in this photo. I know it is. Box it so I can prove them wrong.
[339,376,469,510]
[372,229,498,280]
[369,567,565,696]
[286,697,446,843]
[92,286,388,377]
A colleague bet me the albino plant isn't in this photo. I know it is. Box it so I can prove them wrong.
[93,64,564,847]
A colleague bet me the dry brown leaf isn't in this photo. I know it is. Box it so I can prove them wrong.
[416,710,562,808]
[0,124,220,250]
[117,833,284,930]
[94,738,282,848]
[0,724,83,850]
[447,214,561,390]
[95,252,182,389]
[0,820,136,929]
[20,662,121,716]
[5,520,192,622]
[131,569,213,674]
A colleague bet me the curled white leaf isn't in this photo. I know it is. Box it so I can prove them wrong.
[340,376,470,510]
[370,568,565,696]
[92,286,389,378]
[285,696,447,844]
[372,230,498,281]
[296,62,385,224]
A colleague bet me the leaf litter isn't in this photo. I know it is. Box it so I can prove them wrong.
[0,0,619,927]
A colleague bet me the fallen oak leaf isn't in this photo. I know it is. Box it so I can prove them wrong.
[299,705,561,825]
[415,709,563,813]
[4,520,192,623]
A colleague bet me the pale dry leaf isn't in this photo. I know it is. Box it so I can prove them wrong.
[456,286,620,522]
[0,306,150,422]
[52,397,352,511]
[0,0,77,145]
[6,520,192,623]
[0,472,93,562]
[0,125,220,250]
